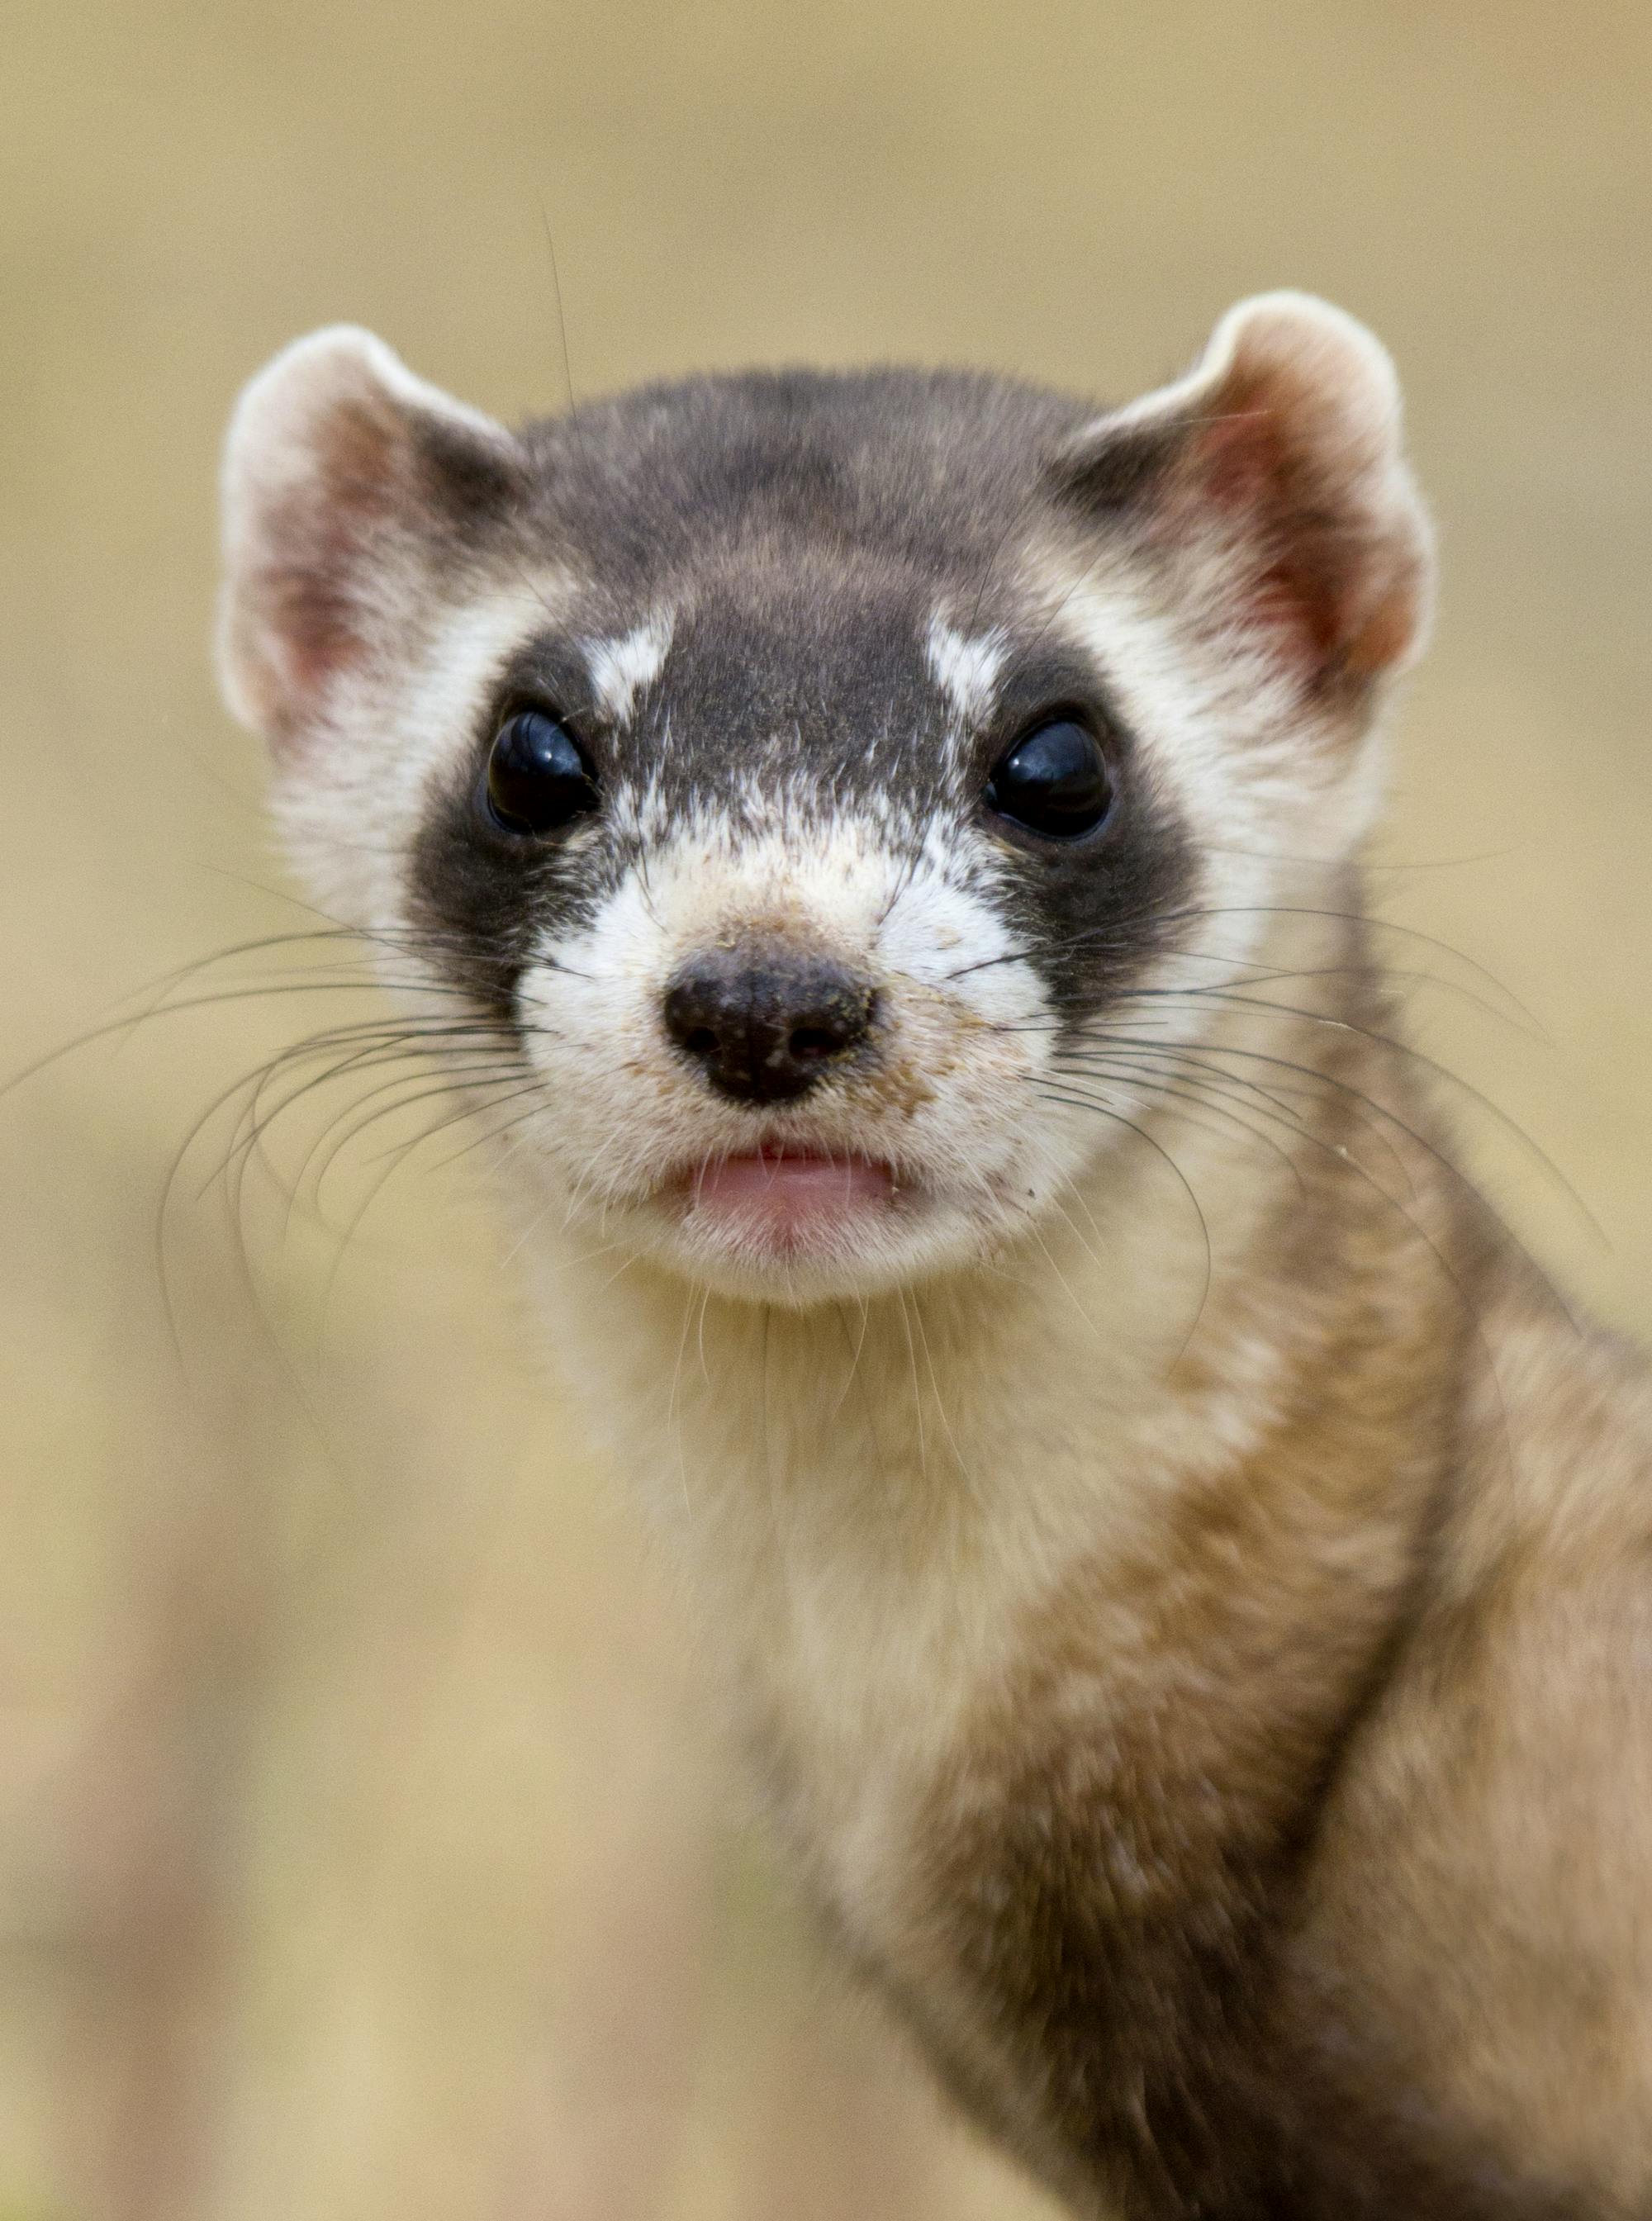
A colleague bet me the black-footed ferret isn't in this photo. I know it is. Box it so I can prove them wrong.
[216,295,1652,2219]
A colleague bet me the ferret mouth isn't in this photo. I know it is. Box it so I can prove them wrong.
[669,1148,903,1256]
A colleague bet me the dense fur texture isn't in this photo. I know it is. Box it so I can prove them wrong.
[217,297,1652,2217]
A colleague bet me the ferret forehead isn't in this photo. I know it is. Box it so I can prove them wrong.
[493,567,940,728]
[657,572,941,732]
[515,363,1093,584]
[615,578,963,820]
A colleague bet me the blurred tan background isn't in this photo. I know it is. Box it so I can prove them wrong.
[2,3,1650,2216]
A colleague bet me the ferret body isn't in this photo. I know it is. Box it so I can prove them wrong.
[216,296,1652,2217]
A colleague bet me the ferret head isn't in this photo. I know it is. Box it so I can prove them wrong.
[217,295,1431,1303]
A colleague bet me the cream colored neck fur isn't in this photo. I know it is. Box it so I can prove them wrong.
[523,904,1446,1937]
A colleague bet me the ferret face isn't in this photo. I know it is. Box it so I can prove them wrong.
[218,298,1431,1302]
[403,571,1197,1299]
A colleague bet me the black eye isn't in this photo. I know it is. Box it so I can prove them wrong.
[484,709,600,835]
[984,719,1113,839]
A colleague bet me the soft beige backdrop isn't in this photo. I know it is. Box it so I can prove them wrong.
[2,4,1650,2217]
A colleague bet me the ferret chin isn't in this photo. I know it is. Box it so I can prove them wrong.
[216,294,1652,2218]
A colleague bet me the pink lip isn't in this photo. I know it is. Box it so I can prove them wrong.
[682,1151,897,1246]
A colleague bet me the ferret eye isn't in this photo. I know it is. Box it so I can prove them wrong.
[984,719,1112,839]
[484,709,600,835]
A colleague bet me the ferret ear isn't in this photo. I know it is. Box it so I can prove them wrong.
[217,328,524,750]
[1052,293,1434,696]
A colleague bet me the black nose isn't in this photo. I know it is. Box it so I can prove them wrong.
[662,944,875,1103]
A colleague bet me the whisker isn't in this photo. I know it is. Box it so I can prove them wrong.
[1049,1057,1311,1199]
[414,1088,558,1179]
[1088,989,1599,1241]
[1035,1060,1528,1481]
[1032,1084,1213,1358]
[1053,1038,1413,1197]
[1066,1027,1585,1336]
[199,1037,525,1199]
[297,1070,539,1206]
[946,902,1540,1033]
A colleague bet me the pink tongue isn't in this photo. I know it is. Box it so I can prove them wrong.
[691,1153,894,1227]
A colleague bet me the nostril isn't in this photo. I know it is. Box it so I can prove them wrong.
[683,1027,719,1058]
[788,1026,841,1062]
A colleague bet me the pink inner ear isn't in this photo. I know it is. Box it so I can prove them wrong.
[1177,363,1414,693]
[263,526,368,712]
[273,395,406,710]
[254,396,409,737]
[224,338,525,751]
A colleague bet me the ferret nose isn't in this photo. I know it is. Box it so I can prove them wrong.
[662,945,875,1104]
